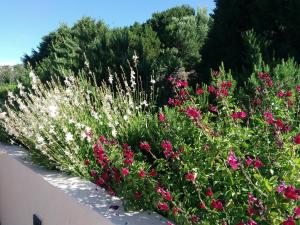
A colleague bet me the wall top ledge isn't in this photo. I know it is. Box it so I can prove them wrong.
[0,143,172,225]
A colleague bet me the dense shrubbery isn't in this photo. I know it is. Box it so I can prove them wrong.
[1,57,299,224]
[0,65,28,105]
[23,6,209,87]
[201,0,300,81]
[0,65,28,142]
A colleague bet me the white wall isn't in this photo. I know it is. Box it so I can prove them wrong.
[0,144,170,225]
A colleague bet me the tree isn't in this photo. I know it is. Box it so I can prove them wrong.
[149,6,209,72]
[22,5,210,90]
[201,0,300,83]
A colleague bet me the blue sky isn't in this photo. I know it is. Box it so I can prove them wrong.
[0,0,215,65]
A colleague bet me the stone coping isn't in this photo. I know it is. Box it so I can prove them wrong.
[0,143,172,225]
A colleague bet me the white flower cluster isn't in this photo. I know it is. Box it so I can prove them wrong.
[0,61,155,177]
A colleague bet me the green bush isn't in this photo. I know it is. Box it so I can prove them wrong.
[1,60,300,224]
[0,83,16,104]
[0,83,17,143]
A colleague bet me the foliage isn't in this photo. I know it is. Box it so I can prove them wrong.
[148,6,209,72]
[0,83,17,142]
[0,65,29,143]
[201,0,300,82]
[23,6,210,90]
[0,64,27,84]
[1,59,300,224]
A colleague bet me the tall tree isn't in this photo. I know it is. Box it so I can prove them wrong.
[201,0,300,83]
[23,5,209,88]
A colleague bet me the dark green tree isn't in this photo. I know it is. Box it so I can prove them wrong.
[23,5,209,90]
[149,6,209,72]
[201,0,300,83]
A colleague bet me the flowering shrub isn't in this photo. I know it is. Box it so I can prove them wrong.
[1,60,300,224]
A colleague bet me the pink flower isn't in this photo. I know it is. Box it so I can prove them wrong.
[246,157,253,166]
[248,193,258,204]
[258,72,268,80]
[93,143,104,158]
[277,90,285,98]
[294,133,300,144]
[226,81,232,87]
[253,98,262,106]
[248,219,258,225]
[124,157,133,165]
[161,140,173,151]
[113,171,121,183]
[185,107,201,120]
[96,178,105,186]
[221,81,232,88]
[134,191,142,200]
[139,141,151,152]
[101,172,109,181]
[282,217,296,225]
[208,85,216,93]
[99,135,107,143]
[84,159,90,166]
[149,168,157,177]
[167,75,174,81]
[267,80,273,87]
[158,113,165,122]
[196,88,204,95]
[227,150,239,170]
[107,186,116,196]
[286,90,292,97]
[211,199,223,211]
[199,201,206,209]
[209,104,218,113]
[254,159,263,169]
[264,111,275,124]
[90,170,97,177]
[190,215,200,223]
[173,99,182,106]
[162,140,173,158]
[239,111,247,118]
[139,170,146,178]
[296,85,300,92]
[163,191,173,201]
[276,182,286,193]
[167,222,175,225]
[172,207,180,216]
[123,148,134,165]
[236,220,245,225]
[284,185,299,200]
[231,112,240,120]
[121,168,129,176]
[231,111,247,120]
[179,89,188,97]
[157,187,173,201]
[247,205,257,217]
[294,206,300,217]
[176,80,188,88]
[185,172,197,182]
[168,98,174,105]
[219,87,229,97]
[206,187,213,197]
[157,202,169,211]
[276,119,284,128]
